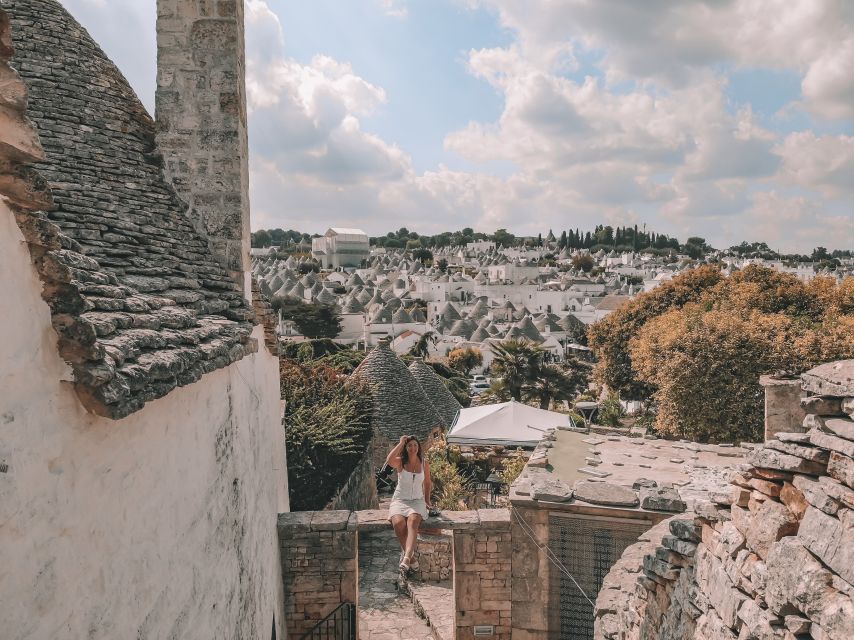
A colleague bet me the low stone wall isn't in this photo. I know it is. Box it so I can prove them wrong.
[325,446,379,511]
[454,510,513,640]
[277,511,357,639]
[412,530,452,582]
[594,359,854,640]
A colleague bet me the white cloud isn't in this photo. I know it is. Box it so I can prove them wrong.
[775,132,854,197]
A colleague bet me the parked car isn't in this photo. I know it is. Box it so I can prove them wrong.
[471,374,487,383]
[470,381,491,395]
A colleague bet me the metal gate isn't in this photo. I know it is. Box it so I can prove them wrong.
[549,514,650,639]
[298,602,356,640]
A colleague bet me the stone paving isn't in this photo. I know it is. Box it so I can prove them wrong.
[408,581,454,640]
[358,531,435,640]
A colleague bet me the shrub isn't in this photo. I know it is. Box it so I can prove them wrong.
[280,360,373,510]
[597,391,625,428]
[499,449,527,487]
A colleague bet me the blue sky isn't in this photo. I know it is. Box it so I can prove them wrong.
[59,0,854,252]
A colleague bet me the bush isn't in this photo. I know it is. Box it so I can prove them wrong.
[280,360,373,510]
[597,391,625,428]
[499,449,527,487]
[426,436,474,510]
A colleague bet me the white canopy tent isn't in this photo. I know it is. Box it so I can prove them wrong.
[447,400,574,447]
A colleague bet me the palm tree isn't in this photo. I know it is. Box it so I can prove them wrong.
[490,340,545,401]
[524,359,591,409]
[408,330,437,359]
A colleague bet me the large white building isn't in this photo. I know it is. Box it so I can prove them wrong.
[312,227,370,268]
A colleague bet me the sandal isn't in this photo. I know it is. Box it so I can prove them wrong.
[400,554,412,571]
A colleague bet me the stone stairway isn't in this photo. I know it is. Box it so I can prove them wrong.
[358,530,436,640]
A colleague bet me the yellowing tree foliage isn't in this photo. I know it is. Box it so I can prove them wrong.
[596,265,854,443]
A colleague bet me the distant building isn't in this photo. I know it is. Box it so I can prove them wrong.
[312,227,370,268]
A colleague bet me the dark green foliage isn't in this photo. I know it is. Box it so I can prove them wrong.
[273,299,342,339]
[280,360,373,511]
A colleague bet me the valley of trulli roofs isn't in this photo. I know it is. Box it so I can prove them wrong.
[1,1,853,639]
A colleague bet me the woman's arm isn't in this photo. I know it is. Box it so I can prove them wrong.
[423,459,432,507]
[385,436,407,472]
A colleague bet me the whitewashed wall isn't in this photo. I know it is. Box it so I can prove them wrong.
[0,205,287,640]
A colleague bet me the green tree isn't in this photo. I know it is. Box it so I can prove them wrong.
[408,331,437,358]
[412,247,433,263]
[273,299,342,339]
[571,253,594,272]
[597,391,625,428]
[251,229,272,248]
[523,357,591,409]
[490,340,545,401]
[492,228,516,248]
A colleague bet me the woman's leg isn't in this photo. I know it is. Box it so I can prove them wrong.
[390,515,407,550]
[404,514,423,561]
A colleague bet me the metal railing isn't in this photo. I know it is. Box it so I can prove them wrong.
[298,602,356,640]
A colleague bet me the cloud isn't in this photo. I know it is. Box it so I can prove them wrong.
[57,0,854,252]
[775,132,854,197]
[378,0,408,18]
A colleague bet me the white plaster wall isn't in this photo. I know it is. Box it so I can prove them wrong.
[0,205,286,640]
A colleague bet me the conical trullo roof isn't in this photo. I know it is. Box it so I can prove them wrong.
[392,307,413,323]
[448,318,475,339]
[352,341,442,441]
[468,299,489,320]
[408,359,462,430]
[514,316,545,342]
[409,307,426,322]
[438,301,461,321]
[341,297,366,314]
[470,327,490,343]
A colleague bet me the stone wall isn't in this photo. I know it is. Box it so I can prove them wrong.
[454,509,513,640]
[594,359,854,640]
[325,445,379,511]
[277,511,358,639]
[760,375,807,441]
[156,0,251,287]
[411,531,453,582]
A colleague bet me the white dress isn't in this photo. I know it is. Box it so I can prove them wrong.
[388,466,428,519]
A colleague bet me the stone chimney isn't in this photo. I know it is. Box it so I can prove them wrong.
[155,0,251,296]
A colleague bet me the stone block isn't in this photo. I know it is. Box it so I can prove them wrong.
[818,417,854,443]
[793,475,840,515]
[437,510,481,530]
[662,534,698,557]
[776,431,812,444]
[798,506,854,586]
[828,452,854,489]
[818,476,854,509]
[747,477,782,497]
[531,477,573,502]
[694,610,738,639]
[779,481,808,520]
[310,510,351,531]
[801,396,843,416]
[573,480,639,507]
[801,360,854,397]
[765,438,829,463]
[743,499,798,560]
[277,511,313,535]
[670,518,701,542]
[748,447,827,475]
[640,485,687,512]
[842,397,854,417]
[810,429,854,458]
[477,508,511,529]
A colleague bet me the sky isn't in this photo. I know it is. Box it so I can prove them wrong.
[58,0,854,253]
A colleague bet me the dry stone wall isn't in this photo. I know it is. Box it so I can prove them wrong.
[325,445,379,511]
[594,359,854,640]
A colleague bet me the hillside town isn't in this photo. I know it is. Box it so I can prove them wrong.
[252,227,853,365]
[2,3,854,640]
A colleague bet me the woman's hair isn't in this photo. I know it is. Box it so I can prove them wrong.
[400,436,423,466]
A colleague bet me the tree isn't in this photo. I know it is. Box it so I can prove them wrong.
[251,229,272,248]
[812,246,829,262]
[492,228,516,248]
[588,265,724,400]
[559,230,567,249]
[523,357,591,409]
[598,391,625,427]
[437,258,448,272]
[273,299,342,339]
[571,253,594,273]
[448,347,483,376]
[412,247,433,263]
[408,331,437,358]
[490,340,545,401]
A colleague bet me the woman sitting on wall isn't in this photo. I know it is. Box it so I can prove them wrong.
[386,435,433,571]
